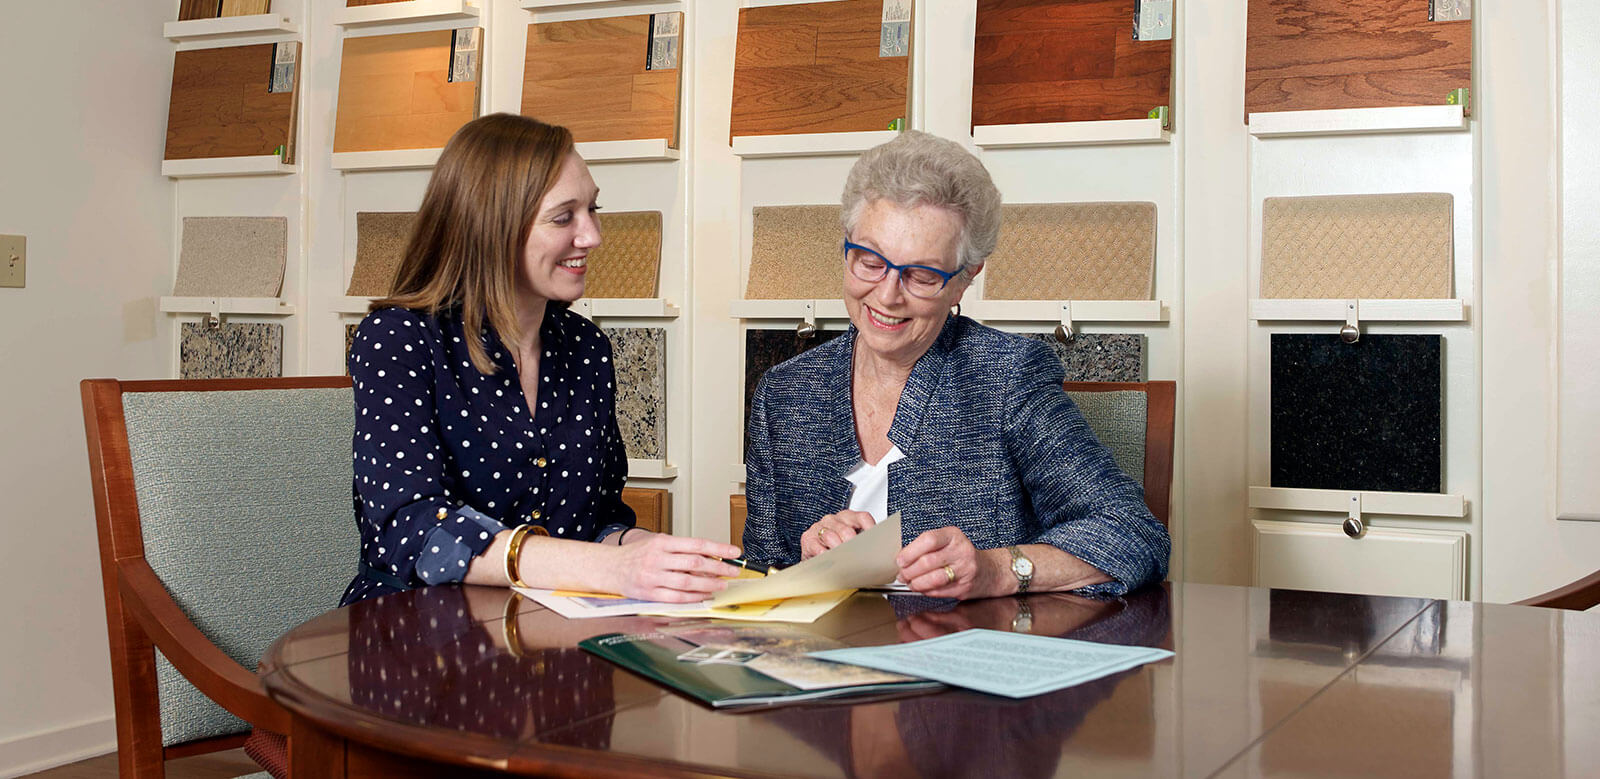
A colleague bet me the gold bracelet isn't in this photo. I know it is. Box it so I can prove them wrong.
[505,524,534,588]
[502,591,525,658]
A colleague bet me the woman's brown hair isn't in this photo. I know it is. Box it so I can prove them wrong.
[375,113,575,374]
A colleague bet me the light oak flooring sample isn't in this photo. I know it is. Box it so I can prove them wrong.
[334,29,481,153]
[744,205,845,300]
[347,0,410,5]
[178,0,221,21]
[1246,0,1471,114]
[173,217,287,298]
[180,323,284,380]
[584,211,661,299]
[604,327,667,460]
[972,0,1173,127]
[1261,193,1453,299]
[165,44,296,161]
[522,14,682,147]
[984,202,1156,300]
[731,0,913,138]
[346,211,416,297]
[220,0,269,15]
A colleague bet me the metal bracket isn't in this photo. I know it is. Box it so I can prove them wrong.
[1054,301,1076,343]
[1342,493,1366,538]
[1339,300,1361,343]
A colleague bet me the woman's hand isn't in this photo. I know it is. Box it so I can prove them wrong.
[800,511,878,559]
[607,534,742,603]
[895,526,1006,599]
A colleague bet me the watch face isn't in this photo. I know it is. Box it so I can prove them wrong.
[1013,556,1034,577]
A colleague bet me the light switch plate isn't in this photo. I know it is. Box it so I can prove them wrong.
[0,235,23,288]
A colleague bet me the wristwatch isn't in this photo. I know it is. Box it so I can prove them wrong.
[1007,545,1034,593]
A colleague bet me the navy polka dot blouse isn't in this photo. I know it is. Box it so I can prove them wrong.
[340,305,635,606]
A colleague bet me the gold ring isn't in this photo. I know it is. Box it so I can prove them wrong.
[943,564,956,584]
[819,527,831,541]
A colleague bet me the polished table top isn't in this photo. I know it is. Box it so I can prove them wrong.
[261,583,1600,778]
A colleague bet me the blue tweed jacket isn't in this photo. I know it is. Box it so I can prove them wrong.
[743,315,1170,596]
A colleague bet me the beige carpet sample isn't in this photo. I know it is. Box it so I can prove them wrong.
[584,211,661,299]
[173,217,287,298]
[744,205,845,300]
[334,28,482,153]
[984,202,1157,300]
[346,212,416,297]
[1261,193,1453,299]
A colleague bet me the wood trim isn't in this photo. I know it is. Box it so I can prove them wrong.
[1062,381,1177,528]
[1515,568,1600,611]
[730,494,747,548]
[164,732,249,760]
[620,487,670,535]
[112,376,352,394]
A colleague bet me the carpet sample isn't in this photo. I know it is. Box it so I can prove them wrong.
[584,211,662,299]
[173,217,287,298]
[346,212,416,297]
[744,205,845,300]
[984,202,1156,301]
[1260,193,1453,299]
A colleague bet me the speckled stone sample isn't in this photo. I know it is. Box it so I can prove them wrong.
[1271,334,1441,493]
[743,328,846,458]
[604,327,667,461]
[1021,333,1145,382]
[173,217,287,298]
[179,322,284,380]
[347,212,416,297]
[345,324,359,375]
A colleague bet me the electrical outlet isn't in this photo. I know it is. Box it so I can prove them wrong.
[0,235,23,288]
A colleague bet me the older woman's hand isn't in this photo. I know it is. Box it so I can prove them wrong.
[800,511,878,559]
[896,527,1007,599]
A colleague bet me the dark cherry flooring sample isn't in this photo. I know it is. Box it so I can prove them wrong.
[1246,0,1471,115]
[1271,334,1441,493]
[743,328,846,459]
[165,44,294,160]
[972,0,1173,127]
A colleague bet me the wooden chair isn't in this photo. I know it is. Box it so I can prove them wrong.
[82,377,358,778]
[1063,381,1177,527]
[1515,569,1600,611]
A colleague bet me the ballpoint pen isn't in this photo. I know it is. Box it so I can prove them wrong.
[721,557,776,576]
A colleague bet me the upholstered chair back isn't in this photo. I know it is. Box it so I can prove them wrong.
[1065,389,1149,486]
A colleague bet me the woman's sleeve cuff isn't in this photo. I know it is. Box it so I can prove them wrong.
[416,506,506,585]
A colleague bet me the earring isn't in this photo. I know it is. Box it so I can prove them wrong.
[952,303,962,318]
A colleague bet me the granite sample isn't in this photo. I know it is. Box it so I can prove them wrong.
[585,211,662,299]
[173,217,287,298]
[1261,193,1454,300]
[745,205,845,300]
[743,328,845,458]
[604,327,667,461]
[1271,334,1442,493]
[345,324,359,375]
[1021,332,1144,382]
[180,322,284,380]
[347,212,416,297]
[985,202,1156,301]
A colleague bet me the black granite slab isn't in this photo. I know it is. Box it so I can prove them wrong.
[1271,334,1442,493]
[1020,332,1145,382]
[744,328,846,459]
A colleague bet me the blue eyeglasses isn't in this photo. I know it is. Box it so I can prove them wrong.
[843,241,962,299]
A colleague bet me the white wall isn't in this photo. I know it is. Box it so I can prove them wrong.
[0,1,175,774]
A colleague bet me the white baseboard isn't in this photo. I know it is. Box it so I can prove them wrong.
[0,715,116,779]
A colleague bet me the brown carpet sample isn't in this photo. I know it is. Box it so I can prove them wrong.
[334,28,481,153]
[584,211,661,299]
[173,217,287,298]
[523,14,682,147]
[346,212,416,297]
[165,44,297,161]
[1260,193,1453,299]
[744,206,845,300]
[984,202,1156,300]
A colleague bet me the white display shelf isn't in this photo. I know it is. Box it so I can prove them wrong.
[728,299,849,321]
[1249,298,1466,324]
[160,297,296,317]
[731,130,900,159]
[164,14,297,42]
[1248,105,1468,138]
[571,298,680,319]
[333,296,378,315]
[963,299,1166,325]
[333,0,479,27]
[973,118,1170,149]
[575,139,680,163]
[162,156,296,179]
[521,0,629,8]
[627,459,678,479]
[332,149,442,171]
[1249,486,1466,519]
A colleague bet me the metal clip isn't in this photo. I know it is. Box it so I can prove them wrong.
[1054,302,1075,343]
[206,300,223,331]
[1339,300,1360,343]
[796,302,819,340]
[1343,493,1365,538]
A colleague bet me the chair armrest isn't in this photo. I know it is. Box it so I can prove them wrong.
[118,559,291,733]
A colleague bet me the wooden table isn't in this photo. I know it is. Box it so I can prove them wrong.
[261,583,1599,777]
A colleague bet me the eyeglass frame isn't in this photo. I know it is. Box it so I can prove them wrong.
[842,240,964,298]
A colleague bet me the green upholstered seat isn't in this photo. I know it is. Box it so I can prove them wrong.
[1065,389,1148,486]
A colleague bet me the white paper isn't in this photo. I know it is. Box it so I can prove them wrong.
[710,513,903,607]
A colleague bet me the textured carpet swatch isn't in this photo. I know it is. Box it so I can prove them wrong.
[585,211,662,299]
[985,202,1156,300]
[346,212,416,297]
[1261,193,1454,299]
[173,217,287,298]
[1020,333,1144,382]
[180,323,284,379]
[1271,333,1442,493]
[604,327,667,460]
[745,205,845,300]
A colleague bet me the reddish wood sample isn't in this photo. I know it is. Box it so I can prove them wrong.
[165,44,296,161]
[178,0,221,21]
[972,0,1173,127]
[1246,0,1471,115]
[522,14,681,147]
[731,0,912,138]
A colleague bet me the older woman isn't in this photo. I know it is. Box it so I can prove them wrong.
[743,131,1169,598]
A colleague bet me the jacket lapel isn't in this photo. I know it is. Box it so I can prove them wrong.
[887,315,957,456]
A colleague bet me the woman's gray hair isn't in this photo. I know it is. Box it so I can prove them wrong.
[840,130,1002,276]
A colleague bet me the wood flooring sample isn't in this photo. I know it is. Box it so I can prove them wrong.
[165,43,297,162]
[220,0,270,15]
[523,14,682,147]
[731,0,913,138]
[972,0,1173,128]
[334,29,482,153]
[347,0,410,5]
[584,211,662,299]
[984,202,1156,300]
[744,205,845,300]
[1261,193,1453,299]
[178,0,221,21]
[1246,0,1471,115]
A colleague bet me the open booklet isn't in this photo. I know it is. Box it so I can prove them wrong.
[579,623,941,708]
